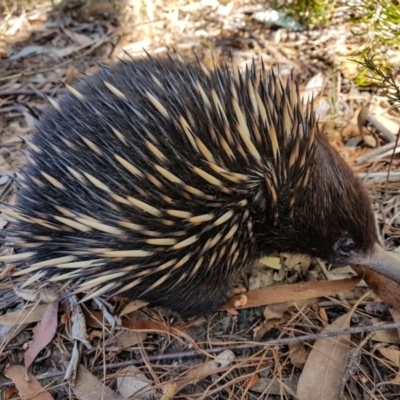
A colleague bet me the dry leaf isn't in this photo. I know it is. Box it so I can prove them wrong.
[222,276,361,310]
[357,104,369,135]
[5,14,25,36]
[116,329,147,349]
[363,134,377,147]
[254,316,289,341]
[372,329,400,344]
[120,299,149,316]
[25,301,58,369]
[319,307,329,325]
[14,286,59,303]
[341,111,360,139]
[353,266,400,312]
[0,303,48,325]
[368,105,400,136]
[156,351,235,400]
[62,29,93,46]
[5,365,54,400]
[263,303,288,321]
[251,375,300,395]
[70,299,91,349]
[83,308,107,328]
[284,254,311,271]
[71,364,124,400]
[390,308,400,338]
[297,312,352,400]
[246,374,259,389]
[248,263,275,290]
[0,217,8,230]
[301,73,325,104]
[259,256,281,270]
[116,365,155,399]
[313,97,331,121]
[121,318,194,347]
[379,346,400,365]
[173,350,235,395]
[9,45,53,60]
[161,382,179,400]
[288,342,308,368]
[378,346,400,384]
[5,386,19,398]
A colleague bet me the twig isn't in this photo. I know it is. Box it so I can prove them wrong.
[1,321,399,391]
[367,114,396,143]
[358,172,400,179]
[88,321,400,366]
[0,33,119,84]
[355,141,400,163]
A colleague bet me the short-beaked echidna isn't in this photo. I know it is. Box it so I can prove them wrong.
[2,57,400,317]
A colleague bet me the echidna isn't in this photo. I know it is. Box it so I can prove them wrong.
[2,56,400,317]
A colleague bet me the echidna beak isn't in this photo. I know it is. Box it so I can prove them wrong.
[354,244,400,284]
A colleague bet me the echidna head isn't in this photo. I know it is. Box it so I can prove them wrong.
[294,136,377,266]
[255,116,399,279]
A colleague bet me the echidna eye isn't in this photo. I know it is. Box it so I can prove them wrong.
[335,238,355,257]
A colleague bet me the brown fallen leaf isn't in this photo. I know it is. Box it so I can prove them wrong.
[378,346,400,384]
[301,72,325,104]
[247,373,260,389]
[296,312,352,400]
[161,350,235,398]
[85,308,189,342]
[116,365,156,399]
[319,307,329,326]
[24,301,58,369]
[251,375,299,396]
[119,299,149,316]
[390,308,400,338]
[0,217,8,230]
[62,29,93,47]
[115,329,147,349]
[354,266,400,311]
[161,382,179,400]
[5,386,18,398]
[372,328,400,344]
[5,365,53,400]
[0,303,48,325]
[288,342,308,368]
[121,317,199,350]
[221,276,361,310]
[378,346,400,364]
[83,308,107,328]
[263,303,288,320]
[253,316,289,341]
[72,364,124,400]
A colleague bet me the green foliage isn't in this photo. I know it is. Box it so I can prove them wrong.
[353,54,389,87]
[272,0,337,26]
[274,0,400,85]
[350,0,400,47]
[1,0,49,13]
[349,0,400,86]
[358,56,400,107]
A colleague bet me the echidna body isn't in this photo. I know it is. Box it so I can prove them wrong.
[3,57,400,317]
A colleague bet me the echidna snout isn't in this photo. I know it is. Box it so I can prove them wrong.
[2,56,400,317]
